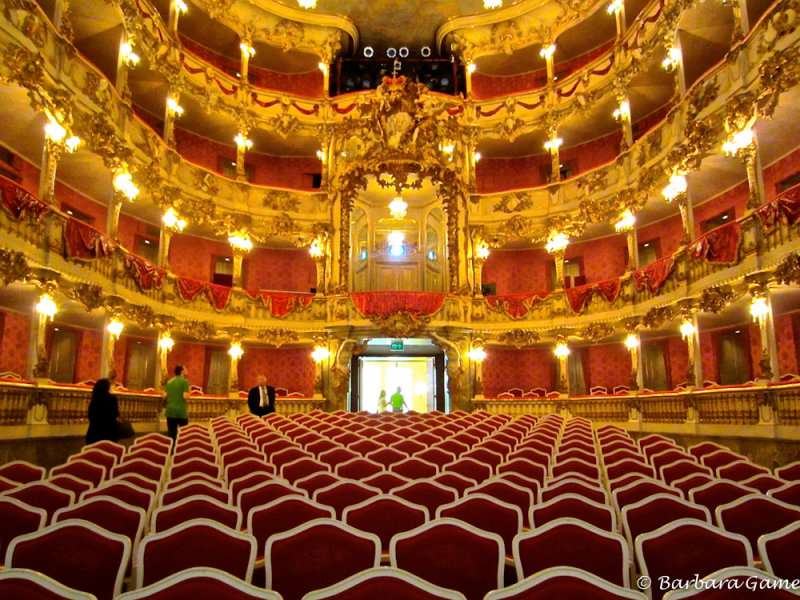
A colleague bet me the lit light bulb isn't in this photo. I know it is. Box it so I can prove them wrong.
[624,334,639,350]
[540,45,556,60]
[228,342,244,359]
[309,239,325,258]
[615,209,636,232]
[173,0,187,14]
[167,97,184,117]
[554,342,570,358]
[662,173,687,202]
[120,42,140,66]
[389,197,408,219]
[483,0,502,8]
[107,318,124,338]
[65,136,81,153]
[228,233,253,252]
[607,0,624,14]
[311,345,330,362]
[162,207,186,231]
[662,46,681,70]
[474,241,490,260]
[158,336,175,351]
[44,118,66,142]
[298,0,318,8]
[466,63,477,74]
[722,128,754,156]
[680,320,696,339]
[113,170,139,201]
[468,346,487,362]
[36,294,57,318]
[388,231,405,256]
[749,297,770,322]
[546,232,569,254]
[544,137,563,151]
[239,42,255,57]
[234,133,252,149]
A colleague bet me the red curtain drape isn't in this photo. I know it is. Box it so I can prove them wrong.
[63,218,116,259]
[632,256,675,294]
[0,177,49,221]
[123,253,165,290]
[485,292,549,318]
[689,222,741,264]
[350,291,446,318]
[755,187,800,232]
[246,290,314,316]
[566,278,621,313]
[175,277,232,310]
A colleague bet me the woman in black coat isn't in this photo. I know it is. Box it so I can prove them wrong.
[86,378,120,444]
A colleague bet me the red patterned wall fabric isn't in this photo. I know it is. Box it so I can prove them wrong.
[168,234,229,281]
[482,249,551,294]
[776,313,800,376]
[632,256,674,294]
[63,218,116,259]
[56,182,107,230]
[665,337,689,388]
[763,147,800,201]
[0,310,30,377]
[688,222,741,263]
[699,331,719,384]
[565,278,621,313]
[566,235,628,283]
[586,344,630,391]
[350,292,446,318]
[124,254,165,291]
[693,182,748,237]
[483,348,555,396]
[168,342,208,391]
[76,329,102,383]
[238,347,315,396]
[246,248,316,292]
[638,214,684,258]
[485,292,549,318]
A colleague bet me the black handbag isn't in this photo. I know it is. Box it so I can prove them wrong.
[117,419,135,439]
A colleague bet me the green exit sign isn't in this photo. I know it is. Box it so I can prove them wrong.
[390,340,404,351]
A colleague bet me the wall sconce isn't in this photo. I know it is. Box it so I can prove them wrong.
[311,345,330,363]
[162,207,186,232]
[680,320,696,340]
[483,0,502,9]
[662,46,681,70]
[468,344,487,362]
[120,42,140,67]
[749,296,770,324]
[166,97,184,117]
[615,209,636,232]
[173,0,187,14]
[546,232,569,254]
[228,342,244,360]
[540,45,556,60]
[387,231,405,257]
[474,240,490,260]
[662,172,687,202]
[36,293,57,319]
[466,63,477,74]
[721,128,754,157]
[158,336,175,351]
[239,42,255,57]
[613,101,630,121]
[228,232,253,252]
[298,0,318,8]
[107,318,124,339]
[309,238,325,258]
[234,133,253,149]
[544,136,563,152]
[554,342,570,358]
[624,333,640,350]
[113,169,139,201]
[607,0,624,14]
[44,115,80,152]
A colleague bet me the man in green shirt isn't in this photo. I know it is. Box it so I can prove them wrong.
[390,386,408,413]
[164,365,190,442]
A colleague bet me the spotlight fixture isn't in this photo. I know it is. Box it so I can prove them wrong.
[387,48,397,58]
[399,47,409,58]
[421,46,431,58]
[363,46,374,58]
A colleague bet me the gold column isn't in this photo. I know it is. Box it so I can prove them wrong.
[624,330,641,391]
[679,314,701,388]
[626,228,639,271]
[32,287,58,379]
[545,130,562,183]
[468,339,486,400]
[610,0,626,36]
[107,192,124,242]
[677,194,694,245]
[232,251,245,288]
[234,131,251,181]
[311,338,330,400]
[163,87,183,148]
[239,39,254,85]
[615,91,633,150]
[554,337,570,394]
[155,327,174,391]
[158,227,172,268]
[38,140,62,206]
[116,31,136,100]
[228,338,243,394]
[553,249,565,288]
[319,61,330,98]
[102,314,124,382]
[749,287,778,380]
[541,44,556,83]
[465,63,475,98]
[168,0,186,35]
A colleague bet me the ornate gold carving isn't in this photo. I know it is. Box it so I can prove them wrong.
[580,322,614,343]
[0,249,29,285]
[642,305,676,329]
[256,328,298,347]
[497,329,540,348]
[273,20,305,52]
[1,44,44,89]
[180,320,218,340]
[698,285,734,314]
[122,304,156,328]
[774,253,800,285]
[494,192,534,213]
[262,190,300,212]
[369,312,431,337]
[66,283,104,312]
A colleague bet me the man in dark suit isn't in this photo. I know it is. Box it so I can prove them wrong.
[248,374,276,416]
